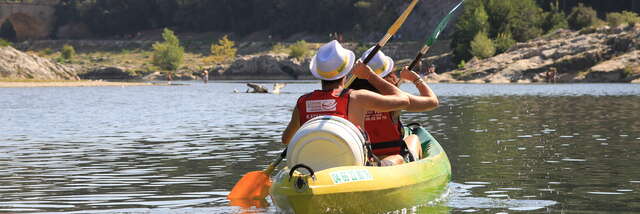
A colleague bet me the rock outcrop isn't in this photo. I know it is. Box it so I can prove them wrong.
[223,54,312,80]
[451,24,640,83]
[0,46,78,80]
[79,66,136,80]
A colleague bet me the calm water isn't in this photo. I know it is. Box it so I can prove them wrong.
[1,82,640,213]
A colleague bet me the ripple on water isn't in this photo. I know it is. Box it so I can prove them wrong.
[465,181,491,185]
[587,192,625,195]
[562,158,586,162]
[509,207,544,211]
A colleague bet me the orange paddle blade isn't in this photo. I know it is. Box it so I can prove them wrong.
[228,171,272,200]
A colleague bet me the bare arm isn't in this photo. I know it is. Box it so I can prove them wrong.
[350,61,410,112]
[351,89,410,113]
[281,107,300,145]
[400,66,439,112]
[352,60,405,96]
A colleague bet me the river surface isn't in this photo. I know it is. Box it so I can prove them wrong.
[1,82,640,213]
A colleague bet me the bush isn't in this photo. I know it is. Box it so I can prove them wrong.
[457,60,466,69]
[606,11,640,27]
[289,40,309,60]
[451,0,490,62]
[470,32,495,59]
[271,42,287,54]
[152,28,184,71]
[509,0,544,42]
[0,38,11,47]
[208,35,237,63]
[543,0,569,33]
[494,32,516,54]
[61,44,76,60]
[568,4,600,30]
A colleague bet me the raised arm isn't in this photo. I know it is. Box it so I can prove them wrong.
[353,60,405,96]
[351,62,410,112]
[281,107,300,145]
[400,66,439,112]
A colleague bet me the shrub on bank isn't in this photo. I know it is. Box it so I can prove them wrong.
[543,0,569,33]
[568,4,600,30]
[289,40,309,60]
[470,32,495,59]
[61,44,76,60]
[208,35,237,64]
[606,11,640,27]
[494,32,516,54]
[152,28,184,72]
[0,38,12,47]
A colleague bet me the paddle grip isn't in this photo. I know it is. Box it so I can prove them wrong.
[408,52,424,71]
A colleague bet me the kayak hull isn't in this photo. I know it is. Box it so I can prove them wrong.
[270,126,451,213]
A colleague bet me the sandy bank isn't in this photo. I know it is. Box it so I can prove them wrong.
[0,80,167,88]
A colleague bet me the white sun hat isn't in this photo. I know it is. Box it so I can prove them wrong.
[309,40,356,80]
[359,46,394,77]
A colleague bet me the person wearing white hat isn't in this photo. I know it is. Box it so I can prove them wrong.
[281,40,410,147]
[358,47,439,166]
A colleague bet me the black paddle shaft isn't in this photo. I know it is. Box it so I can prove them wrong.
[408,52,424,71]
[362,44,382,64]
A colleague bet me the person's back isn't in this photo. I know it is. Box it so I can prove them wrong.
[353,47,440,165]
[282,40,410,146]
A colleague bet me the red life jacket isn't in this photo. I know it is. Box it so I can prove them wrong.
[297,89,351,125]
[365,110,403,156]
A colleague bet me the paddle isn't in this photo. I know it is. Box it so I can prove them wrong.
[408,0,464,71]
[345,0,421,87]
[227,149,286,200]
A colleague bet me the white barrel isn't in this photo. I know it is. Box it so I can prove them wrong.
[286,116,367,172]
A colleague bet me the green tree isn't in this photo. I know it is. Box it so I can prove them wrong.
[208,35,237,63]
[606,11,640,27]
[567,3,599,30]
[508,0,544,42]
[451,0,490,62]
[61,44,76,60]
[152,28,184,72]
[486,0,515,38]
[494,32,516,54]
[470,31,495,59]
[543,0,569,33]
[288,40,309,60]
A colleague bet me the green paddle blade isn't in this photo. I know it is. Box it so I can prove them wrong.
[425,0,464,47]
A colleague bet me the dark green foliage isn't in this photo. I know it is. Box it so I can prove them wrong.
[452,0,544,62]
[494,32,516,54]
[152,28,184,71]
[470,31,495,59]
[451,0,489,63]
[0,20,16,42]
[507,0,545,42]
[543,0,569,33]
[61,44,76,60]
[567,4,599,30]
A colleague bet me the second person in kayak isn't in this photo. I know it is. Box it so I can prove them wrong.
[356,47,439,166]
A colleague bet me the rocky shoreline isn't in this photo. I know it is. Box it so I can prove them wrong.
[2,25,640,84]
[446,24,640,83]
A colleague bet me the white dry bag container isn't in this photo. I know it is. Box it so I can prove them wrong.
[286,116,367,171]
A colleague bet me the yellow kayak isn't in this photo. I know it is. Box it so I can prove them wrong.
[270,124,451,213]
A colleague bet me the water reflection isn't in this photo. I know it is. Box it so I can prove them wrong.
[0,83,639,213]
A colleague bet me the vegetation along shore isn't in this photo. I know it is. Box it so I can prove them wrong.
[1,0,639,84]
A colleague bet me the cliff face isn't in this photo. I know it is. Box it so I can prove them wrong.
[450,24,640,83]
[0,46,78,80]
